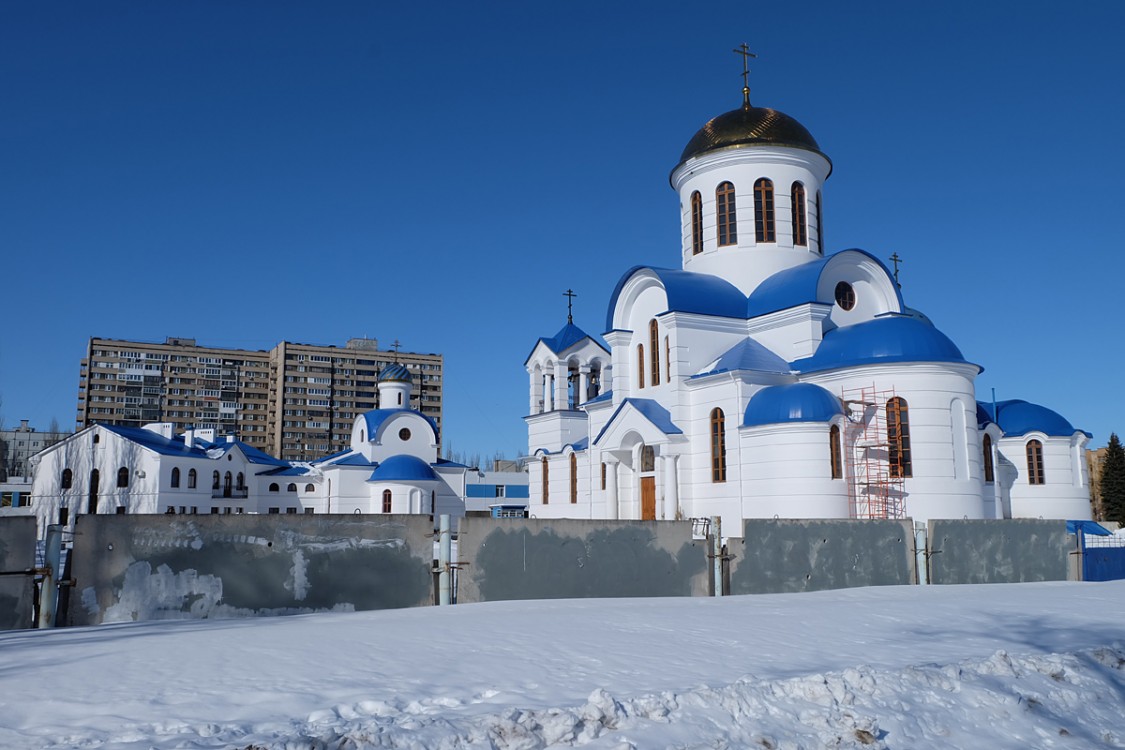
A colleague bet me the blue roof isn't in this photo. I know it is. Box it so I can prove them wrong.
[261,465,310,477]
[1068,520,1111,536]
[791,316,974,373]
[743,383,843,427]
[526,322,607,363]
[99,424,204,457]
[434,458,469,468]
[694,338,790,378]
[360,409,439,441]
[378,363,411,382]
[204,439,289,466]
[978,400,1084,438]
[585,389,613,405]
[367,455,439,482]
[606,267,747,331]
[315,451,376,467]
[593,398,683,445]
[745,249,905,318]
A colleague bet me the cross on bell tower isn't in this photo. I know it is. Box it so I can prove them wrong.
[563,288,577,324]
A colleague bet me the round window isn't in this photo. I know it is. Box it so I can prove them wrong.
[834,281,856,311]
[399,428,411,441]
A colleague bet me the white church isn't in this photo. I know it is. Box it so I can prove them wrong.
[525,76,1092,529]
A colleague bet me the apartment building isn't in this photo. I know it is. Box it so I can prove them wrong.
[77,337,443,461]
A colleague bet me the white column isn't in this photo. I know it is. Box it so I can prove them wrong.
[578,366,590,406]
[529,369,540,414]
[605,458,619,520]
[543,373,553,411]
[663,454,679,520]
[554,362,568,410]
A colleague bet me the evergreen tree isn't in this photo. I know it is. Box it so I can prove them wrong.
[1099,433,1125,525]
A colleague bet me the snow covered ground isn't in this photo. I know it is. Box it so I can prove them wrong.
[2,581,1124,749]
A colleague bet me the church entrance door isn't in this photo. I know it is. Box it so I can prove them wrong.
[641,476,656,520]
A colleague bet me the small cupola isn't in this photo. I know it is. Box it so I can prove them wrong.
[377,363,413,408]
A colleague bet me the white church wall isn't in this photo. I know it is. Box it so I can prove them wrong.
[1000,433,1092,521]
[804,363,985,523]
[372,412,437,463]
[746,306,830,363]
[739,422,851,520]
[817,253,904,328]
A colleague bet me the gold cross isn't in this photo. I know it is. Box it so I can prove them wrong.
[733,42,757,106]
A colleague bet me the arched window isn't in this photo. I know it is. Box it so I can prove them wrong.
[716,181,737,246]
[360,429,365,442]
[223,472,232,495]
[570,453,578,504]
[649,320,660,387]
[1026,440,1045,485]
[982,434,995,483]
[269,483,279,492]
[305,483,315,493]
[887,397,912,478]
[61,468,72,490]
[754,178,775,242]
[816,190,823,253]
[637,344,645,389]
[382,489,392,513]
[116,467,129,488]
[287,483,297,492]
[93,433,100,444]
[601,463,607,490]
[791,182,807,246]
[690,191,703,255]
[237,472,245,490]
[710,408,727,482]
[171,467,181,488]
[830,424,843,479]
[541,456,549,504]
[88,469,100,514]
[212,471,220,490]
[188,469,197,489]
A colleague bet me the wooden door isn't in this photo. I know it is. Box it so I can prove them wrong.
[641,476,656,520]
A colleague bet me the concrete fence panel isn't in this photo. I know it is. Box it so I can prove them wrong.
[731,519,916,595]
[456,518,708,603]
[69,514,434,625]
[928,519,1071,585]
[0,516,38,630]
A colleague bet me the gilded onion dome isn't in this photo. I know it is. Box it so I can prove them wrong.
[676,102,828,170]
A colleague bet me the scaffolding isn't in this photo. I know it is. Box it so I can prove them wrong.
[842,384,906,519]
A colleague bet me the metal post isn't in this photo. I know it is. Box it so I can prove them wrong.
[711,515,723,597]
[38,525,63,628]
[914,521,929,585]
[438,514,452,606]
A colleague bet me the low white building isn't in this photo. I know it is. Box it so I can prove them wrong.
[524,74,1091,531]
[28,365,476,537]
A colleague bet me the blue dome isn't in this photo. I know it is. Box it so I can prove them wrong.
[979,400,1079,438]
[606,266,747,331]
[792,316,973,373]
[743,383,844,427]
[379,363,412,382]
[368,455,439,482]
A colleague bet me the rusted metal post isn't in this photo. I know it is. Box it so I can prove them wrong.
[711,515,723,597]
[38,525,63,628]
[438,514,452,606]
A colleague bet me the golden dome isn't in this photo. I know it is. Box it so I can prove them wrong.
[676,103,827,168]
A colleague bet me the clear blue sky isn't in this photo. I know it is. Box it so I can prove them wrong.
[3,1,1123,459]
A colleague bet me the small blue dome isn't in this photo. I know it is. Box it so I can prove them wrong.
[792,316,972,373]
[368,455,438,482]
[378,363,411,382]
[979,400,1079,438]
[744,383,844,427]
